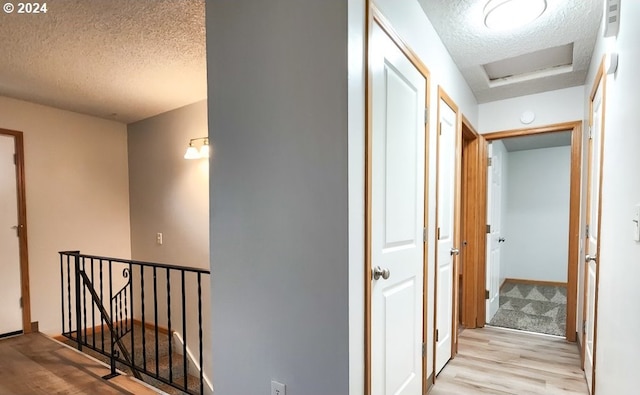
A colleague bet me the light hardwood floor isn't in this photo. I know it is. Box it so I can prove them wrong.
[0,333,162,395]
[430,327,589,395]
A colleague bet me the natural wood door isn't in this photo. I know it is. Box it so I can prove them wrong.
[370,21,426,395]
[435,98,457,375]
[584,77,603,394]
[0,134,23,335]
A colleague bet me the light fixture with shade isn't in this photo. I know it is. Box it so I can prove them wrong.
[184,137,210,159]
[484,0,547,30]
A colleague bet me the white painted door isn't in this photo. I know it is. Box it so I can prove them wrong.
[0,134,22,335]
[435,99,456,375]
[584,79,603,394]
[486,142,502,322]
[370,22,425,395]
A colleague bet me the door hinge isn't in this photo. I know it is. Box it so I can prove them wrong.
[486,224,491,234]
[19,297,23,308]
[586,224,590,238]
[436,227,440,240]
[435,329,439,342]
[589,125,593,140]
[424,107,429,125]
[485,289,490,299]
[423,227,427,242]
[422,343,426,357]
[488,157,492,166]
[438,122,442,135]
[583,320,587,334]
[14,154,17,165]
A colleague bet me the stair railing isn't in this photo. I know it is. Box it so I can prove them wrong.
[60,251,210,395]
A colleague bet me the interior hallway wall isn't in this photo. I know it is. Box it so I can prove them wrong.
[588,1,640,393]
[127,99,211,384]
[0,95,131,334]
[502,146,571,283]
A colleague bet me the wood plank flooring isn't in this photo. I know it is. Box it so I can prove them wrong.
[430,327,589,395]
[0,333,163,395]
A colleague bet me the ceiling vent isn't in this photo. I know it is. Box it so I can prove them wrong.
[483,43,574,86]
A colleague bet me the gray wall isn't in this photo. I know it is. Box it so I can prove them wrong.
[502,146,571,283]
[207,2,349,394]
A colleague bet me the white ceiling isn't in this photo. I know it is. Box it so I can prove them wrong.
[419,0,603,103]
[501,131,572,152]
[0,0,206,124]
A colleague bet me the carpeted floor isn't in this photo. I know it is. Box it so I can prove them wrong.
[489,282,567,337]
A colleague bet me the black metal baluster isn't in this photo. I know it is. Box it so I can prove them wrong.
[127,264,134,373]
[82,257,87,344]
[60,254,65,336]
[153,266,159,377]
[67,255,72,338]
[182,270,187,391]
[74,254,82,350]
[108,259,116,376]
[100,260,105,353]
[90,258,95,348]
[141,266,147,371]
[167,269,173,383]
[198,272,203,395]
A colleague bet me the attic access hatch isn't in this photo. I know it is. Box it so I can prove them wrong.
[483,42,574,87]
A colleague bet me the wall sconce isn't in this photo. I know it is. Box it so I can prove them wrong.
[184,137,210,159]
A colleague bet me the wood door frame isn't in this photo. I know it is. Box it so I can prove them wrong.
[582,57,607,393]
[0,128,32,334]
[432,87,461,380]
[459,117,486,329]
[364,5,431,395]
[478,121,582,342]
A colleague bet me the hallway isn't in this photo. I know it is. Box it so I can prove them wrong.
[430,327,588,395]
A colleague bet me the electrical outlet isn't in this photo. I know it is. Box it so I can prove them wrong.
[156,232,163,245]
[271,380,286,395]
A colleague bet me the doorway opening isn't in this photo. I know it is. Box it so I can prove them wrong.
[0,128,31,336]
[479,122,582,341]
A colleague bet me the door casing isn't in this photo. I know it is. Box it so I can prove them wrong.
[475,121,582,342]
[0,128,31,334]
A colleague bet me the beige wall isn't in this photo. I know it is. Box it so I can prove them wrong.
[127,100,210,386]
[0,95,131,334]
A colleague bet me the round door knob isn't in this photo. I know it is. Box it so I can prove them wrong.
[373,266,390,280]
[586,254,597,262]
[450,248,460,256]
[498,237,505,243]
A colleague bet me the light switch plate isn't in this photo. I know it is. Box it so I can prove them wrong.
[271,380,286,395]
[633,204,640,242]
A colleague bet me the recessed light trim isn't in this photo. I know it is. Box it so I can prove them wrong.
[484,0,547,30]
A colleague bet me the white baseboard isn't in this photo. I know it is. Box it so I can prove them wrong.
[172,332,213,395]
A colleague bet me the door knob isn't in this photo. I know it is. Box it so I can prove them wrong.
[586,254,597,262]
[372,266,390,280]
[450,248,460,256]
[498,238,505,243]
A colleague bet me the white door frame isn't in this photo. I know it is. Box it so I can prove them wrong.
[0,128,31,335]
[364,6,431,394]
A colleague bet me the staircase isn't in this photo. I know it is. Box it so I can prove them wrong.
[59,251,210,395]
[63,324,200,395]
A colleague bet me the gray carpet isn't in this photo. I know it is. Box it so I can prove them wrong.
[489,282,567,336]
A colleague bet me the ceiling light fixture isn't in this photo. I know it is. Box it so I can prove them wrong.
[484,0,547,30]
[184,137,210,159]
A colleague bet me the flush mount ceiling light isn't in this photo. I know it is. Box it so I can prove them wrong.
[184,137,210,159]
[484,0,547,30]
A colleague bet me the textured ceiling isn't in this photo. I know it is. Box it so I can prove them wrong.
[419,0,603,103]
[501,131,572,152]
[0,0,205,123]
